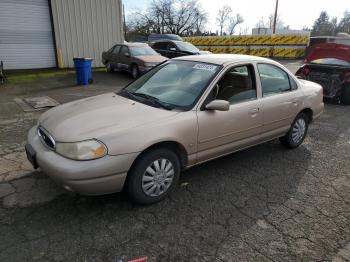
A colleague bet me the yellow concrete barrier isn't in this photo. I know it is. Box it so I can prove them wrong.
[185,34,309,58]
[184,34,309,46]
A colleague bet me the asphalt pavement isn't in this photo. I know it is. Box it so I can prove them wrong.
[0,61,349,262]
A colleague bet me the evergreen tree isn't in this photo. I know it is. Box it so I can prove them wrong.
[311,11,334,36]
[337,10,350,34]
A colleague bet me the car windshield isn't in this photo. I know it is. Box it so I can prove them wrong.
[310,58,350,67]
[122,60,220,109]
[176,42,199,53]
[130,46,158,56]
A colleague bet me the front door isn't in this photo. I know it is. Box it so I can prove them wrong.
[196,64,263,163]
[119,45,131,71]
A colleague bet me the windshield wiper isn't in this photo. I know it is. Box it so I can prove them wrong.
[130,92,174,110]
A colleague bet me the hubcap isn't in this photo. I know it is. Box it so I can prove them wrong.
[142,158,175,197]
[291,118,306,144]
[132,67,138,78]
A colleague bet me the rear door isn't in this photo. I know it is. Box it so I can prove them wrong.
[110,45,121,69]
[257,63,302,139]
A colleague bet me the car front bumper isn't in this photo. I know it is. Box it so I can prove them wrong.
[138,65,154,73]
[26,126,139,195]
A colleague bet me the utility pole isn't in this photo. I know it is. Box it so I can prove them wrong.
[272,0,279,34]
[123,3,127,40]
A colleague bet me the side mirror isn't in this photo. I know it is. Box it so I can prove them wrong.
[125,52,130,57]
[205,100,230,111]
[169,47,177,52]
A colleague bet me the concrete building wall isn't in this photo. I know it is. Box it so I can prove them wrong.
[50,0,124,68]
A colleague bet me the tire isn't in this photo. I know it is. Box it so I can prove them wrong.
[106,62,113,73]
[131,64,139,79]
[126,148,181,204]
[341,84,350,105]
[280,112,309,149]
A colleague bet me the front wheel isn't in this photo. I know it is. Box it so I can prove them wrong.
[341,84,350,105]
[131,64,139,79]
[280,113,309,149]
[126,148,181,204]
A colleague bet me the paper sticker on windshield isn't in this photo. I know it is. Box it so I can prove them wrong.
[193,63,217,71]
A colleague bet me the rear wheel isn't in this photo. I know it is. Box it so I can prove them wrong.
[280,113,309,149]
[127,148,181,204]
[131,64,139,79]
[106,62,113,73]
[341,84,350,105]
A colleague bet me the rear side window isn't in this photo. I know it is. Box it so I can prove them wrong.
[257,64,292,96]
[112,45,121,54]
[290,77,298,90]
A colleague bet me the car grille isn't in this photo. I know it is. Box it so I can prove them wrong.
[37,127,56,149]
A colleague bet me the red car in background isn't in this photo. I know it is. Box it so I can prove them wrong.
[296,39,350,104]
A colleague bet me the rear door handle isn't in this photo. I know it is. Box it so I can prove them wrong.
[249,108,259,115]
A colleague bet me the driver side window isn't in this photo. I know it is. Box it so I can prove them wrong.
[212,65,257,104]
[120,46,129,56]
[167,42,176,51]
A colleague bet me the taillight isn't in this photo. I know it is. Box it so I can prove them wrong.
[296,66,310,78]
[301,67,310,77]
[344,72,350,82]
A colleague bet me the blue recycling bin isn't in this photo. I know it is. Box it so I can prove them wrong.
[73,58,93,85]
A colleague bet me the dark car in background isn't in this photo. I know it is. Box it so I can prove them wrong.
[102,42,168,79]
[296,43,350,104]
[148,34,183,43]
[151,40,210,58]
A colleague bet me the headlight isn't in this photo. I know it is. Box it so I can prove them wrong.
[144,63,157,67]
[55,140,107,160]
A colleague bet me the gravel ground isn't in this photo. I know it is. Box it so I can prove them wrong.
[0,62,349,262]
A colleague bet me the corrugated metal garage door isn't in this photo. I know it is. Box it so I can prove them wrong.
[0,0,56,69]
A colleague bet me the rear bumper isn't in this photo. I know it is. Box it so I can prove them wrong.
[27,126,139,195]
[313,102,324,121]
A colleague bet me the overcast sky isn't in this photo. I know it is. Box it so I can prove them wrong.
[123,0,348,34]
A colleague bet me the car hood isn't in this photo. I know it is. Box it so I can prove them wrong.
[305,43,350,63]
[136,55,168,63]
[38,93,179,142]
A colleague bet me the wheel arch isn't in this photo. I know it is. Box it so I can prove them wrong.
[131,141,188,171]
[299,107,313,123]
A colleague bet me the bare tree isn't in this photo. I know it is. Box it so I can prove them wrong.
[255,14,284,29]
[239,27,250,35]
[227,14,244,35]
[216,5,232,36]
[127,0,208,36]
[268,14,284,29]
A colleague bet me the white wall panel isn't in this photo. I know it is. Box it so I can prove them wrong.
[51,0,124,68]
[0,0,56,69]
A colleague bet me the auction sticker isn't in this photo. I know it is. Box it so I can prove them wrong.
[193,63,217,71]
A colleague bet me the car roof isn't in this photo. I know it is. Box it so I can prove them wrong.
[122,42,149,47]
[173,54,272,65]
